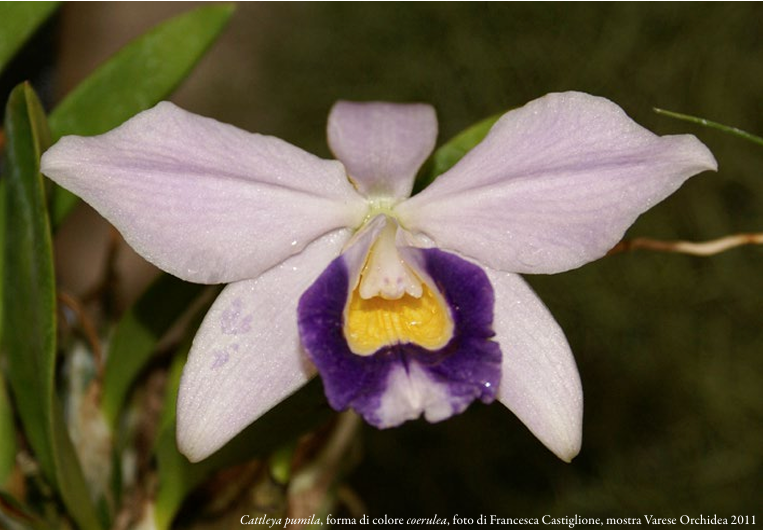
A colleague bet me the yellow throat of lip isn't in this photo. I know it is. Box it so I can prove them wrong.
[344,278,455,356]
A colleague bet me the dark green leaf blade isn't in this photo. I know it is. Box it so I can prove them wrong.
[0,371,15,488]
[0,2,59,74]
[413,112,503,195]
[47,3,235,227]
[0,180,5,344]
[2,81,57,489]
[1,83,102,530]
[101,274,206,429]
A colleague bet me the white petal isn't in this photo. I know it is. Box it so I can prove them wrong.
[397,92,717,274]
[486,268,583,462]
[328,101,437,201]
[176,230,349,462]
[375,363,455,427]
[41,102,368,284]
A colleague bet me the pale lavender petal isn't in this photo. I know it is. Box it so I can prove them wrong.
[327,101,437,201]
[397,91,718,274]
[297,247,501,427]
[41,102,368,284]
[486,268,582,462]
[176,230,348,462]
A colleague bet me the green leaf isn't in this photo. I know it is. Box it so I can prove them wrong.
[153,356,331,529]
[47,2,234,138]
[46,3,235,227]
[654,108,763,147]
[2,81,55,489]
[1,83,102,530]
[101,274,206,429]
[0,3,59,75]
[0,181,5,344]
[0,371,16,488]
[0,160,12,494]
[412,112,503,195]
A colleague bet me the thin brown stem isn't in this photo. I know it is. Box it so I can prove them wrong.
[82,226,122,318]
[58,291,104,383]
[608,232,763,257]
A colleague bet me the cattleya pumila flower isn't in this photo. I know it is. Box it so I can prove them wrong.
[41,92,716,464]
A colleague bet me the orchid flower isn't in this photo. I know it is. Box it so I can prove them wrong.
[40,92,716,464]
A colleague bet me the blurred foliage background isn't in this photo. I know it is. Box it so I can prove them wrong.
[2,2,761,527]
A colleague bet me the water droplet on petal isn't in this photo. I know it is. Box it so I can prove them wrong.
[518,245,544,268]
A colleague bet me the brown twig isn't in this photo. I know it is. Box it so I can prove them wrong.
[607,232,763,257]
[82,225,122,317]
[58,291,104,382]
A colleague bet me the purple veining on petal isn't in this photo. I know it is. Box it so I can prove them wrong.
[297,247,501,427]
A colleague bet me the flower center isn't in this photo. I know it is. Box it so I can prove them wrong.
[357,219,420,300]
[343,217,454,356]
